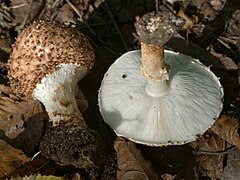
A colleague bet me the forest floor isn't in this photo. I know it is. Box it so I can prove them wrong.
[0,0,240,179]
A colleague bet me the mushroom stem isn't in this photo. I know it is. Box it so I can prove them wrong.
[141,42,170,97]
[141,42,166,80]
[144,78,169,97]
[33,64,88,127]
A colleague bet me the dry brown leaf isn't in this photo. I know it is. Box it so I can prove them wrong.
[73,0,103,21]
[0,84,44,139]
[114,137,160,180]
[3,158,53,179]
[218,148,240,179]
[211,51,238,71]
[0,139,29,178]
[161,173,176,180]
[210,0,226,12]
[190,132,225,179]
[211,113,240,149]
[55,3,76,25]
[0,37,12,54]
[177,9,193,31]
[0,85,46,155]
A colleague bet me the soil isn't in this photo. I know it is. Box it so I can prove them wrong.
[40,124,116,179]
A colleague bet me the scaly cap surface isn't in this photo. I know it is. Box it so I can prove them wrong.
[7,21,95,98]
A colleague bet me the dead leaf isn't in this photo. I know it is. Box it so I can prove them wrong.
[55,3,76,25]
[3,158,52,179]
[0,139,29,178]
[225,9,240,38]
[0,37,12,54]
[73,0,103,21]
[211,113,240,149]
[0,84,43,139]
[114,137,160,180]
[210,51,238,71]
[190,132,225,179]
[177,9,193,31]
[161,173,177,180]
[210,0,226,12]
[218,148,240,179]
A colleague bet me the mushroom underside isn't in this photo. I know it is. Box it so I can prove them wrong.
[98,50,223,146]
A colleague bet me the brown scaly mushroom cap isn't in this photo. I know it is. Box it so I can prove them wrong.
[7,21,95,126]
[8,21,94,98]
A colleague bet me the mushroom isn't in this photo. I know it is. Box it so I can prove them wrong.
[7,21,117,176]
[98,12,223,146]
[7,21,94,127]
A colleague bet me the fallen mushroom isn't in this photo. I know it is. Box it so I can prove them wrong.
[7,21,116,178]
[98,12,224,146]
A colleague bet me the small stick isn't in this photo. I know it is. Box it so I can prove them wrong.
[155,0,159,12]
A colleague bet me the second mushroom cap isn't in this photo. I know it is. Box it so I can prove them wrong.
[98,12,223,146]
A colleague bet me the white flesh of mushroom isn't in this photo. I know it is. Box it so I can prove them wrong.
[33,63,87,126]
[98,50,223,146]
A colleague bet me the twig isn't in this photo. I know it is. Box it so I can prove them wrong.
[193,146,237,156]
[10,3,28,9]
[65,0,84,22]
[37,0,62,20]
[155,0,159,12]
[229,103,240,111]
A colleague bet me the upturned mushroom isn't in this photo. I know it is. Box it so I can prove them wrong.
[7,21,94,127]
[98,12,223,146]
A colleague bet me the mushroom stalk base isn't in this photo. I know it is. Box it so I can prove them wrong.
[33,64,87,127]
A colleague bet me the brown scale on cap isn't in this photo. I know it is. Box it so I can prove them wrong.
[7,21,95,98]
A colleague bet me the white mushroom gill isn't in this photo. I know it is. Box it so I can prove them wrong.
[33,63,87,126]
[98,50,223,146]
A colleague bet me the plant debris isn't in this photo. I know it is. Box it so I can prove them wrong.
[0,139,29,178]
[40,124,117,179]
[114,137,159,180]
[190,132,226,179]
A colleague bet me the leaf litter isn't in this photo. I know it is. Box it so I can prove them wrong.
[0,0,239,179]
